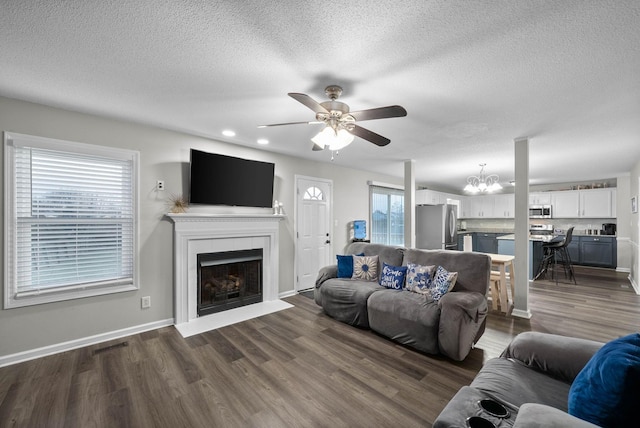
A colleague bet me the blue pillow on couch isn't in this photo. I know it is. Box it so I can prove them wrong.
[568,332,640,427]
[379,263,407,290]
[336,253,365,278]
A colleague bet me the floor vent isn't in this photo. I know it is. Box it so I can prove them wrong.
[93,341,129,355]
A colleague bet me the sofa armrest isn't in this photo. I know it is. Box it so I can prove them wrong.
[437,291,488,361]
[513,403,600,428]
[315,265,338,288]
[500,332,603,383]
[438,291,486,321]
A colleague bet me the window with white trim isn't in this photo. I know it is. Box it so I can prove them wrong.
[303,186,324,201]
[370,185,404,246]
[4,132,139,308]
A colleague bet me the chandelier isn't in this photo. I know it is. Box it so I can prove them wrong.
[464,163,502,193]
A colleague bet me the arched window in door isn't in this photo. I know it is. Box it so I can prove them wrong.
[303,186,324,201]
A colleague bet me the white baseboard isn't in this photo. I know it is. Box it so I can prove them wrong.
[0,318,174,368]
[511,308,533,319]
[616,267,631,273]
[278,289,297,299]
[629,275,639,295]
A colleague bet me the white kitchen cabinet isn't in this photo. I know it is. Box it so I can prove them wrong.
[550,188,616,218]
[494,194,515,218]
[464,195,495,218]
[529,192,552,205]
[459,197,470,218]
[416,189,446,205]
[551,190,580,218]
[579,188,615,218]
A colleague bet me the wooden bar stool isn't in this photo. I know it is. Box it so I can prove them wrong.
[490,270,513,312]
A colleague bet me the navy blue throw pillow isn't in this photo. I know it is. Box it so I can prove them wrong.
[379,263,407,290]
[568,332,640,427]
[336,253,365,278]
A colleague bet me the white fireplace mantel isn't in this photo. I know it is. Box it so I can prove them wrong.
[167,213,290,337]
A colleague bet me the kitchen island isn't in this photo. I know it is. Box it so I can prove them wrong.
[496,234,559,280]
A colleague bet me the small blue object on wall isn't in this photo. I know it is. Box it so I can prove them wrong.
[354,220,366,240]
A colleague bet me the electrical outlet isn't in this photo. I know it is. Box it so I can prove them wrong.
[141,296,151,309]
[156,180,165,191]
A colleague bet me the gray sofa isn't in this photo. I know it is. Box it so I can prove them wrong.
[434,332,603,427]
[314,242,491,361]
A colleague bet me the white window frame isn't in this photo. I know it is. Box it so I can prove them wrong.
[370,184,405,246]
[3,132,140,308]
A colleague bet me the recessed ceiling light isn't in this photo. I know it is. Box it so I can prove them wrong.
[257,139,269,145]
[222,130,236,137]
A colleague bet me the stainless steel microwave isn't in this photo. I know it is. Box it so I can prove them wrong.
[529,205,552,218]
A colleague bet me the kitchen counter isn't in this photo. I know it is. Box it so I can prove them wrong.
[496,234,559,243]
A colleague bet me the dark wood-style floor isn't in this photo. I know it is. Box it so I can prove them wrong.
[1,267,638,427]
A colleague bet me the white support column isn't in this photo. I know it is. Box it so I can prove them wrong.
[404,160,416,248]
[512,137,532,319]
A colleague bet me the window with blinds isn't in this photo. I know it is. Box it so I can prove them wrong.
[370,185,404,246]
[4,132,139,308]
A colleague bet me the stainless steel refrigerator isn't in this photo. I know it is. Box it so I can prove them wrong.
[416,204,458,250]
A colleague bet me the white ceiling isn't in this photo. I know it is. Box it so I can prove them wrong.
[1,0,639,193]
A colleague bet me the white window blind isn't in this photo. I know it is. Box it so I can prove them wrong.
[4,132,139,308]
[370,185,404,246]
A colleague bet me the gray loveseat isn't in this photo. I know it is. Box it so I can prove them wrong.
[314,242,491,361]
[434,332,604,427]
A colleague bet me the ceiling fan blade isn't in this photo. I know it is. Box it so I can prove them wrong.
[312,143,324,151]
[349,125,391,147]
[258,121,323,128]
[349,105,407,121]
[288,93,330,114]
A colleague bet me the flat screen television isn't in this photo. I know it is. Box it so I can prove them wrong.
[189,149,275,208]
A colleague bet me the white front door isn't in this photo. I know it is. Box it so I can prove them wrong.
[295,176,332,292]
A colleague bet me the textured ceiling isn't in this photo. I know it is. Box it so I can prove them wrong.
[1,0,639,193]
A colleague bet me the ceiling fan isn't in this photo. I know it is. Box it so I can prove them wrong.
[259,85,407,151]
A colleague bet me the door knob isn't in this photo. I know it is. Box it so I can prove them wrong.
[325,240,331,244]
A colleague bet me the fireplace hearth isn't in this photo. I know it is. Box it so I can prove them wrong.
[198,249,263,316]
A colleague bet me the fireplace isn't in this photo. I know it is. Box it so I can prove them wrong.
[167,213,292,338]
[198,249,263,316]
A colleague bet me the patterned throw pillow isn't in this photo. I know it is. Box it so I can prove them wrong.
[405,263,436,294]
[379,263,408,290]
[352,255,379,281]
[431,266,458,301]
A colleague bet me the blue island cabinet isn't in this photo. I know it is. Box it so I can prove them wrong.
[497,237,545,280]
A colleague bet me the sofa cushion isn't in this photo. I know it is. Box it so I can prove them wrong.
[379,262,407,290]
[432,266,458,301]
[367,290,440,355]
[405,263,436,294]
[318,279,383,328]
[568,332,640,427]
[471,358,572,411]
[352,255,378,281]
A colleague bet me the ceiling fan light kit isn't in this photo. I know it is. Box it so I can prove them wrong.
[259,85,407,153]
[464,163,502,193]
[311,127,354,151]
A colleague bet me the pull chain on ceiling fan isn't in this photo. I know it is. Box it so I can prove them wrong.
[259,85,407,152]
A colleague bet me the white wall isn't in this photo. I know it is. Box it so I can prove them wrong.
[630,161,640,292]
[0,96,402,358]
